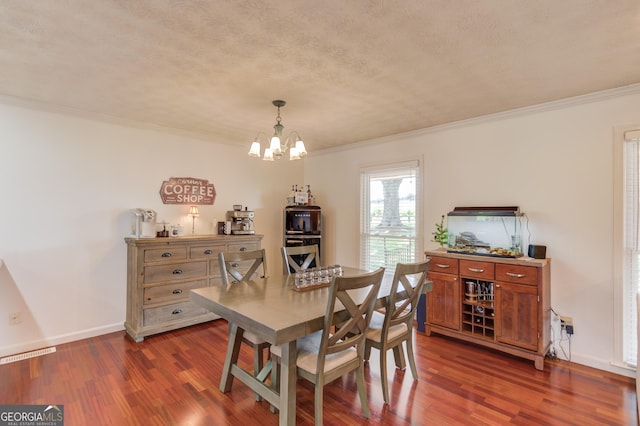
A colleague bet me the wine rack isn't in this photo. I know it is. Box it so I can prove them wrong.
[462,279,494,339]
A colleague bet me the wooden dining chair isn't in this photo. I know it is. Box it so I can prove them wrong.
[271,267,385,425]
[218,248,268,284]
[218,249,270,401]
[364,259,431,404]
[280,244,320,274]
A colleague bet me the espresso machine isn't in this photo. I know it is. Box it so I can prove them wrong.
[226,206,255,235]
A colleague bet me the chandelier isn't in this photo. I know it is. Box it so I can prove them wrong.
[248,100,307,161]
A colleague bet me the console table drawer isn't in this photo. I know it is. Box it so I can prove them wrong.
[496,264,538,285]
[190,245,225,259]
[459,260,495,280]
[143,301,208,326]
[143,261,207,284]
[228,242,260,252]
[429,256,459,274]
[143,279,208,305]
[144,247,187,263]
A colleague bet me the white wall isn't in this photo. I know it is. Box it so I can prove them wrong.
[305,87,640,376]
[3,87,640,377]
[0,102,302,356]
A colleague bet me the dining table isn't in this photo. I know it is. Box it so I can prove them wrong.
[190,266,432,426]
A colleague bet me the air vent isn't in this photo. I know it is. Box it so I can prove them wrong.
[0,347,56,364]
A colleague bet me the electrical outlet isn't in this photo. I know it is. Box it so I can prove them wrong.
[9,312,21,325]
[560,316,574,335]
[560,316,573,327]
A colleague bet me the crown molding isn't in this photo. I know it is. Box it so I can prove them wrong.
[316,83,640,155]
[2,82,640,155]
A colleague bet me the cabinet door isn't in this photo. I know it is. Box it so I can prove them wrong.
[495,281,538,350]
[426,271,460,331]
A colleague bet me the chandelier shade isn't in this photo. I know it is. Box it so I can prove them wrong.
[248,100,307,161]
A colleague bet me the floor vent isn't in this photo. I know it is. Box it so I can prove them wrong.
[0,347,56,364]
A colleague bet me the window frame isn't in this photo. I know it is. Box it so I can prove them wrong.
[359,158,423,273]
[613,125,640,370]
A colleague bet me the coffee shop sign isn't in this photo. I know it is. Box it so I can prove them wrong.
[159,177,216,205]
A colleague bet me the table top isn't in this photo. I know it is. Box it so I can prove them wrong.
[191,267,431,346]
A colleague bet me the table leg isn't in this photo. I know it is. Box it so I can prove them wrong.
[279,340,297,426]
[220,323,244,393]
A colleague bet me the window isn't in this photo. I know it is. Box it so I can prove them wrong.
[360,160,422,272]
[621,129,640,367]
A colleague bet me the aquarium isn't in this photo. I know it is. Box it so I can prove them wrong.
[446,206,524,258]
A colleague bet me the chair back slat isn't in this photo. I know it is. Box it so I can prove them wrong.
[281,244,320,274]
[319,268,385,361]
[386,259,431,330]
[218,249,268,284]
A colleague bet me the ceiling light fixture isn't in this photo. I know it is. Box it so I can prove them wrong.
[248,100,307,161]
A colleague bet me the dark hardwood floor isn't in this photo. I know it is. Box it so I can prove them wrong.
[1,319,636,425]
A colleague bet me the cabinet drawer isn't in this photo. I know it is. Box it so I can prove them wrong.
[429,256,459,274]
[459,260,495,280]
[227,242,260,252]
[143,261,207,284]
[496,264,538,285]
[143,301,208,326]
[143,279,208,305]
[190,245,225,259]
[210,259,221,275]
[144,247,187,263]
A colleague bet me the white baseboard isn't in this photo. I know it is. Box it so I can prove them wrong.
[562,352,636,379]
[0,323,125,358]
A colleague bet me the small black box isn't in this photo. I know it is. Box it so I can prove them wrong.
[528,245,546,259]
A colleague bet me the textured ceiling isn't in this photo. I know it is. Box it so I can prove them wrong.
[1,1,640,152]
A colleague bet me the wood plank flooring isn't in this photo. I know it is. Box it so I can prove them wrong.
[1,319,636,425]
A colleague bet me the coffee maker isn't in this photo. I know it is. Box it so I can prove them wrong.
[130,208,157,238]
[226,205,255,235]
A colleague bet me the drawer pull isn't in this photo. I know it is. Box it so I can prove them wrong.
[204,249,213,255]
[495,284,501,288]
[161,252,172,258]
[239,247,247,252]
[171,309,183,315]
[231,262,239,268]
[172,269,183,275]
[172,289,183,295]
[506,272,526,278]
[435,264,450,269]
[468,268,484,273]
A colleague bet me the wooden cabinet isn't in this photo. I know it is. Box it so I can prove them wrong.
[125,234,262,342]
[424,251,550,370]
[426,256,460,330]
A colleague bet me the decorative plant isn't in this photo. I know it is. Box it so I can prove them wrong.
[431,215,449,247]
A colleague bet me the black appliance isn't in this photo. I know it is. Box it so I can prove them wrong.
[528,244,547,259]
[284,206,322,271]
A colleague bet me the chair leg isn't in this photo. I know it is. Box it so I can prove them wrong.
[380,347,390,404]
[392,344,406,370]
[356,363,370,418]
[314,380,324,426]
[364,341,372,361]
[406,334,419,381]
